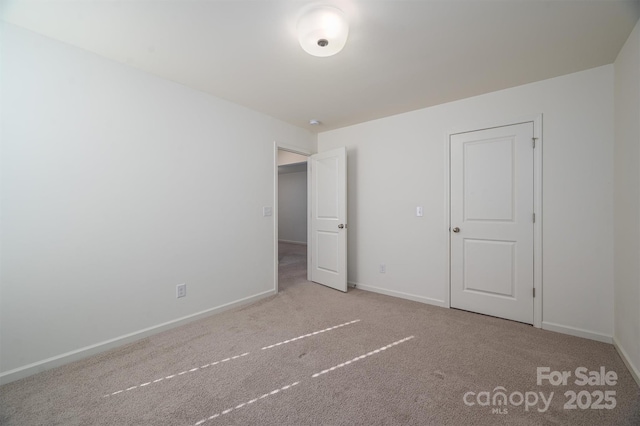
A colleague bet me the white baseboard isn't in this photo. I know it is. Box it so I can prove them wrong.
[0,289,276,385]
[541,321,612,344]
[349,282,447,308]
[278,239,307,246]
[349,284,615,346]
[613,336,640,388]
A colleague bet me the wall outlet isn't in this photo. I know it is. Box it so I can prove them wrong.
[176,283,186,298]
[380,264,386,273]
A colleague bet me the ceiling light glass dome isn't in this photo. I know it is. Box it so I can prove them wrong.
[297,6,349,57]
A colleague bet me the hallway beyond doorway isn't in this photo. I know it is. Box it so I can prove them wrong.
[278,242,307,292]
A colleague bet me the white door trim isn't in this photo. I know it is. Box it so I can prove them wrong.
[443,115,543,328]
[273,142,314,293]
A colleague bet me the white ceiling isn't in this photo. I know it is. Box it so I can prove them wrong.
[2,1,639,133]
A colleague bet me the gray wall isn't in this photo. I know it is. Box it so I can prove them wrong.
[278,169,307,244]
[614,19,640,383]
[0,23,315,382]
[319,65,615,342]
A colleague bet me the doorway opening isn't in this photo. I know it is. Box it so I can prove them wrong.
[277,149,309,292]
[273,145,348,293]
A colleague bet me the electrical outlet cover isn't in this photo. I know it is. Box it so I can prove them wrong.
[176,283,186,298]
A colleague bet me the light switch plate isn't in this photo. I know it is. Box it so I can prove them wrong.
[416,206,423,217]
[263,206,273,217]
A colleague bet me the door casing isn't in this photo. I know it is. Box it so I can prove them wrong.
[444,115,543,328]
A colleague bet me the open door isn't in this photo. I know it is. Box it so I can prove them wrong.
[308,147,347,292]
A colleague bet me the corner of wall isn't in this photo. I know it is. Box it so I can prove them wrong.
[614,336,640,388]
[613,16,640,389]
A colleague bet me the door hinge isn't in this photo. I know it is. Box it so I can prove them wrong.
[532,137,538,148]
[533,288,536,298]
[533,213,536,223]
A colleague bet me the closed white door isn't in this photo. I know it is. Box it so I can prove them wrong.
[450,122,534,324]
[309,147,347,292]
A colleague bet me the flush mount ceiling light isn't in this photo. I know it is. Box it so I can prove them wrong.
[297,6,349,57]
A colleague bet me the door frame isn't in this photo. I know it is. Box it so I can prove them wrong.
[444,115,543,328]
[273,142,313,293]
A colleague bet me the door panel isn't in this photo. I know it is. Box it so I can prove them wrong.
[450,122,534,324]
[309,147,347,292]
[463,239,515,297]
[464,138,514,221]
[317,231,339,273]
[316,157,338,218]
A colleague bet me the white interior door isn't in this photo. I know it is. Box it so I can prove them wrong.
[308,147,347,292]
[450,122,534,324]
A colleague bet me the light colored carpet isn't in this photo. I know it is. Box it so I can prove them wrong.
[1,242,639,425]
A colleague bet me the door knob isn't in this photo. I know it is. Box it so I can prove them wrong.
[452,227,460,233]
[338,224,345,229]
